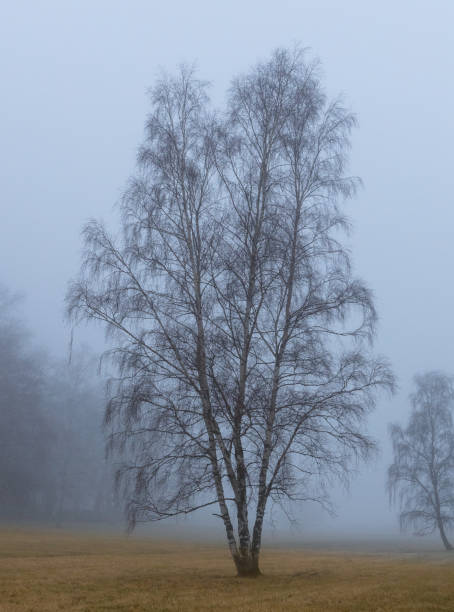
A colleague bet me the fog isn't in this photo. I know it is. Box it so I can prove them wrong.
[1,0,454,542]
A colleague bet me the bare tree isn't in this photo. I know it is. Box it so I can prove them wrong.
[0,284,115,522]
[0,287,51,518]
[388,372,454,551]
[46,351,115,526]
[67,48,393,576]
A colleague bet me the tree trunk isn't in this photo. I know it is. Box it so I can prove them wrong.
[437,518,453,551]
[233,551,261,577]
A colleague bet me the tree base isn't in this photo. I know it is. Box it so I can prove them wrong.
[234,556,261,578]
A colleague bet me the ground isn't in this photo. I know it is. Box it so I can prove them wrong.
[1,527,454,611]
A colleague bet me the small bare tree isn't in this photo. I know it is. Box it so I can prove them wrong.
[388,372,454,551]
[67,48,393,576]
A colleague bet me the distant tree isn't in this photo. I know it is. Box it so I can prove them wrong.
[0,284,116,523]
[67,47,393,576]
[0,286,53,517]
[45,351,116,525]
[388,372,454,551]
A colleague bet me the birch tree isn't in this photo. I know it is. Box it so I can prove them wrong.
[388,372,454,551]
[67,48,393,576]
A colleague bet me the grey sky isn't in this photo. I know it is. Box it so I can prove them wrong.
[1,0,454,535]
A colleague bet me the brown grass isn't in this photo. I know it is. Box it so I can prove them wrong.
[1,527,454,611]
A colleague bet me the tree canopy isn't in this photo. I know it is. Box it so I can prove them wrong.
[68,47,393,575]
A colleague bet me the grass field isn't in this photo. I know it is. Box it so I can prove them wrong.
[1,527,454,611]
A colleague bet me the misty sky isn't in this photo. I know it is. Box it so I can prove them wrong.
[1,0,454,535]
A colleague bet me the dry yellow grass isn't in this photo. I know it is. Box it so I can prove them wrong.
[1,527,454,611]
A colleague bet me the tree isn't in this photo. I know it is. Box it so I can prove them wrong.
[0,284,116,522]
[67,47,393,576]
[388,372,454,551]
[45,351,117,525]
[0,286,53,518]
